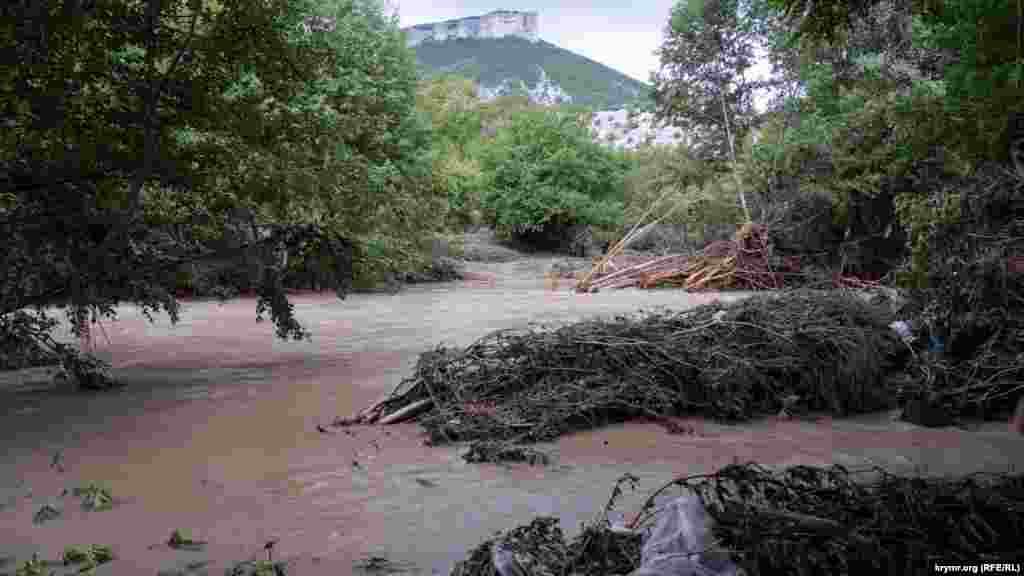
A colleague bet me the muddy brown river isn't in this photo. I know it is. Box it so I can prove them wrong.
[2,257,1023,575]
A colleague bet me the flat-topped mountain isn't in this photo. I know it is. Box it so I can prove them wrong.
[404,10,539,47]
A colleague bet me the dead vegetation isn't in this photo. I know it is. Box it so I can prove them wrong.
[449,463,1024,576]
[338,290,903,462]
[580,222,781,292]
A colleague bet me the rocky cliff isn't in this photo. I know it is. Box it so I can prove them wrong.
[403,10,539,47]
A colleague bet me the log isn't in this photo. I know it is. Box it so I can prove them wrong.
[380,398,434,425]
[587,255,688,290]
[594,254,682,283]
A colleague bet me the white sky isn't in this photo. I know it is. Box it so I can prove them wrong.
[391,1,679,84]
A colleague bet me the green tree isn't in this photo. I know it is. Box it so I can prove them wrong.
[479,108,628,247]
[416,74,483,153]
[654,0,784,165]
[1,0,436,378]
[756,0,1022,283]
[415,75,487,229]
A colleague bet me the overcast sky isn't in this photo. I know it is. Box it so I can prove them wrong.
[391,1,679,84]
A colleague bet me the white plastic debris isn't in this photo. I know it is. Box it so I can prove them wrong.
[490,495,742,576]
[889,320,915,343]
[492,543,527,576]
[628,495,742,576]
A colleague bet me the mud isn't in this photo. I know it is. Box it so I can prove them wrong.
[1,256,1023,575]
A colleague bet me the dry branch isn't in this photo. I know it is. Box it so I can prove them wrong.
[379,398,434,424]
[577,223,780,293]
[451,463,1024,576]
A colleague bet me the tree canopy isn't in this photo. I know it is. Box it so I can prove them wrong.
[479,107,628,244]
[1,0,439,378]
[652,0,786,165]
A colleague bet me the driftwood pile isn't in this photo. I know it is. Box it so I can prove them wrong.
[877,165,1024,425]
[336,291,903,458]
[449,463,1024,576]
[578,223,781,292]
[678,464,1024,574]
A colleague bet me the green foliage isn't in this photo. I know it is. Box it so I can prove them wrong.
[72,483,114,511]
[655,0,784,163]
[894,189,962,289]
[226,559,290,576]
[167,529,207,551]
[749,0,1017,279]
[767,0,883,42]
[14,555,48,576]
[417,74,483,152]
[416,75,488,229]
[765,0,1022,166]
[622,145,708,206]
[478,108,629,243]
[412,36,650,109]
[62,545,114,571]
[0,310,59,370]
[648,0,1021,286]
[1,0,437,360]
[620,143,745,239]
[743,58,964,224]
[914,0,1024,163]
[432,150,486,229]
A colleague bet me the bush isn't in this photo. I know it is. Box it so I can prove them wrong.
[617,143,756,251]
[622,145,705,223]
[479,108,629,251]
[431,147,486,231]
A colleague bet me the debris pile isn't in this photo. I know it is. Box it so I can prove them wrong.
[449,464,1024,576]
[450,516,643,576]
[579,223,780,292]
[338,291,903,459]
[899,163,1024,423]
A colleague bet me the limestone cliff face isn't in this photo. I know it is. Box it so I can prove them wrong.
[403,10,539,47]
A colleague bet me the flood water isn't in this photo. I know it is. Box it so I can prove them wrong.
[2,258,1023,575]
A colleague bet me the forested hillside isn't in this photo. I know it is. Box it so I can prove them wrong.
[412,36,652,109]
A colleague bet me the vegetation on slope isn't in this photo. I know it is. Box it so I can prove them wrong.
[412,36,653,109]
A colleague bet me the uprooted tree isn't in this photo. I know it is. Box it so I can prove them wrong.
[0,0,442,382]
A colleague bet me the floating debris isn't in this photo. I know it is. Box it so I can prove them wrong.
[32,504,61,525]
[354,554,416,574]
[72,483,113,511]
[167,529,207,551]
[62,544,114,570]
[462,441,551,466]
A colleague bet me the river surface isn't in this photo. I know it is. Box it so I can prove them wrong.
[2,257,1023,575]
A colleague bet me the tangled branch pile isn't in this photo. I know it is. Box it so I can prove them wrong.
[450,517,642,576]
[901,164,1024,421]
[676,464,1024,574]
[580,223,784,292]
[449,464,1024,576]
[343,291,903,449]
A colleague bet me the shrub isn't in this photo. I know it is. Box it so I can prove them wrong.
[479,108,629,251]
